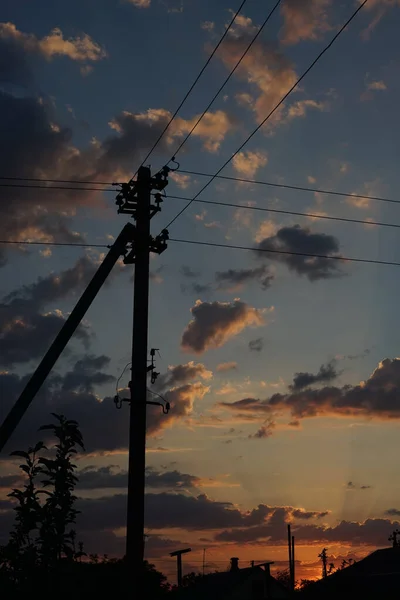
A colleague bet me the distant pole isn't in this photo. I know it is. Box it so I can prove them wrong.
[170,548,192,587]
[291,535,295,592]
[287,524,293,586]
[203,548,206,577]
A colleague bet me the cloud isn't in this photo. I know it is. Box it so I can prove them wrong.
[216,362,238,373]
[0,22,106,80]
[215,265,274,291]
[367,80,387,91]
[220,358,400,426]
[360,0,400,39]
[172,110,236,152]
[154,361,212,391]
[0,358,212,454]
[169,171,191,189]
[201,21,215,32]
[280,0,332,45]
[75,492,328,535]
[77,464,201,490]
[347,481,373,491]
[215,20,323,128]
[254,225,342,281]
[249,338,264,353]
[289,360,340,391]
[215,504,398,546]
[249,419,275,439]
[0,87,234,265]
[126,0,151,7]
[0,256,100,366]
[181,265,201,278]
[181,300,268,354]
[232,150,268,178]
[255,220,278,243]
[385,508,400,517]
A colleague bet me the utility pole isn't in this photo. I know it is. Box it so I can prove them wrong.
[115,166,169,583]
[170,548,192,587]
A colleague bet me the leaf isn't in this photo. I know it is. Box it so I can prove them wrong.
[33,441,46,453]
[38,424,55,431]
[9,450,29,459]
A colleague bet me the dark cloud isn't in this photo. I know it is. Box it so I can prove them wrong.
[215,265,274,291]
[249,420,275,439]
[347,482,373,491]
[181,282,213,296]
[0,474,21,489]
[385,509,400,517]
[181,266,201,278]
[249,337,264,352]
[216,513,399,546]
[181,300,266,355]
[0,358,213,454]
[0,42,233,266]
[145,467,201,489]
[220,358,400,425]
[154,361,212,391]
[0,256,125,367]
[254,225,342,281]
[0,311,90,367]
[289,360,339,391]
[77,465,200,490]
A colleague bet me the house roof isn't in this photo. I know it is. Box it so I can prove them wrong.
[300,547,400,598]
[176,566,261,600]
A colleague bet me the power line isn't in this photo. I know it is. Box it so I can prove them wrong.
[3,171,398,211]
[0,239,108,248]
[169,0,283,161]
[2,233,400,267]
[0,182,116,192]
[166,193,400,230]
[0,175,115,186]
[168,237,400,268]
[132,0,249,176]
[164,0,369,230]
[176,169,400,207]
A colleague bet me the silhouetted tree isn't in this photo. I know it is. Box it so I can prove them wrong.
[38,414,84,567]
[318,548,328,579]
[275,568,292,589]
[181,571,204,587]
[0,414,171,599]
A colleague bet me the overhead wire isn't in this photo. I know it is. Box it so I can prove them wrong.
[166,193,400,230]
[2,175,400,210]
[168,0,283,161]
[163,0,370,230]
[168,237,400,268]
[1,237,400,268]
[130,0,249,178]
[175,169,400,207]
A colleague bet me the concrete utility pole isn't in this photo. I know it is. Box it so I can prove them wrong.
[115,166,169,583]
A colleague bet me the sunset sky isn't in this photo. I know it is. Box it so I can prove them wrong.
[1,0,400,584]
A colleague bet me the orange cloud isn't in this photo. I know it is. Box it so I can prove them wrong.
[0,22,106,63]
[232,150,268,178]
[181,299,270,354]
[216,362,238,372]
[280,0,332,45]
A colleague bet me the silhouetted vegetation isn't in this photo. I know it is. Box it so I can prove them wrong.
[0,414,169,598]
